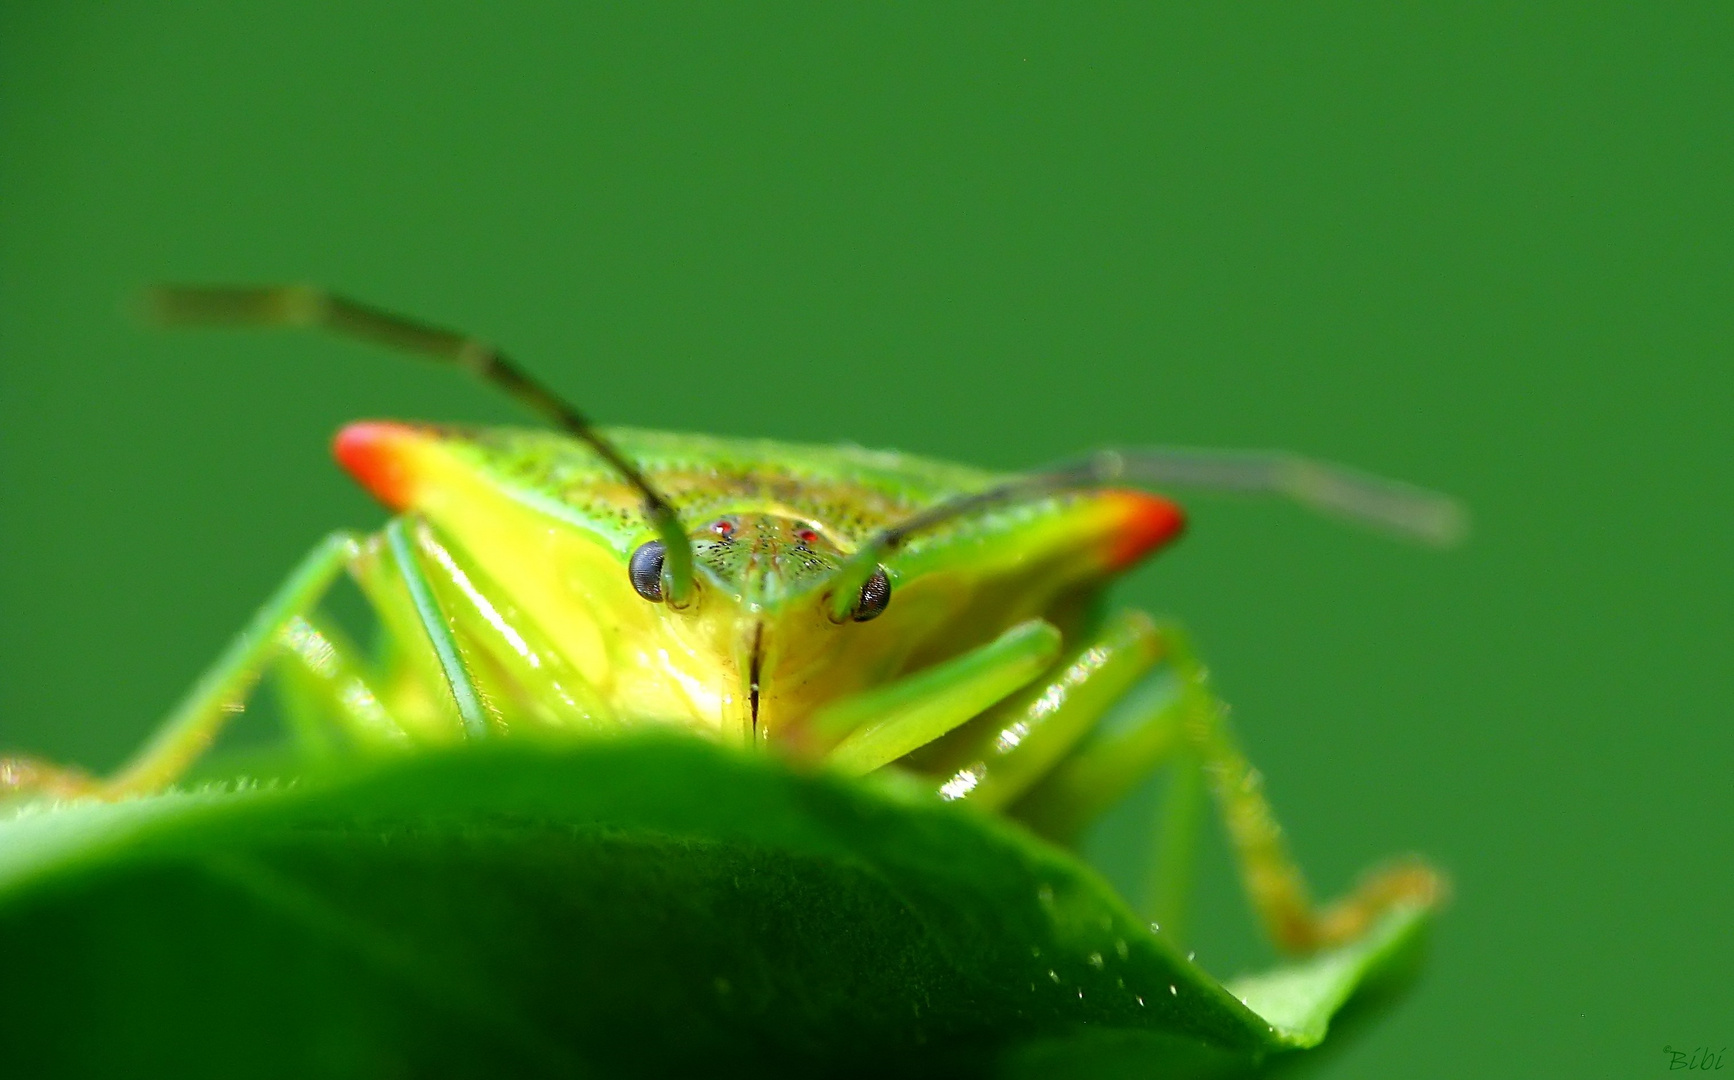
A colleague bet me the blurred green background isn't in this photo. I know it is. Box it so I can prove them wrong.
[2,4,1729,1076]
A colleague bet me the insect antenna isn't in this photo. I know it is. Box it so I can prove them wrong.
[827,448,1466,621]
[144,284,696,602]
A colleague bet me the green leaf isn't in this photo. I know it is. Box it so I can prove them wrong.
[0,736,1430,1078]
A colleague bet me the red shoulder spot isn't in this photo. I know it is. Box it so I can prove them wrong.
[1101,490,1186,569]
[333,421,421,511]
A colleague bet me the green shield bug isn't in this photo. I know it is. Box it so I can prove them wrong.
[1,285,1463,955]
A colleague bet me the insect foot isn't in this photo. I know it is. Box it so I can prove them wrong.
[0,756,97,799]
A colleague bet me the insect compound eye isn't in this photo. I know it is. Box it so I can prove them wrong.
[852,566,892,622]
[710,518,737,538]
[628,540,667,602]
[795,526,820,546]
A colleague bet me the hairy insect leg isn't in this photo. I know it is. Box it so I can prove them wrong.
[1005,632,1212,941]
[381,518,492,739]
[0,515,542,800]
[1008,664,1193,840]
[914,610,1167,809]
[0,532,361,799]
[339,517,615,745]
[400,520,613,735]
[107,532,375,796]
[0,758,95,799]
[1146,745,1208,945]
[1023,620,1443,955]
[271,611,412,756]
[1167,626,1443,953]
[813,620,1062,774]
[342,519,498,743]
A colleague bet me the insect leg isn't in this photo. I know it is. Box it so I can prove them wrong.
[0,532,361,799]
[814,620,1062,775]
[381,518,491,740]
[110,532,375,795]
[400,519,613,734]
[337,518,498,744]
[1003,622,1222,942]
[1007,658,1195,842]
[341,516,616,746]
[917,611,1167,809]
[0,515,597,799]
[1079,621,1444,955]
[271,610,412,756]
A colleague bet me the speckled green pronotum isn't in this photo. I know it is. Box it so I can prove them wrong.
[1,285,1464,955]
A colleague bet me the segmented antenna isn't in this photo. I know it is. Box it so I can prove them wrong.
[145,284,696,603]
[827,448,1467,621]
